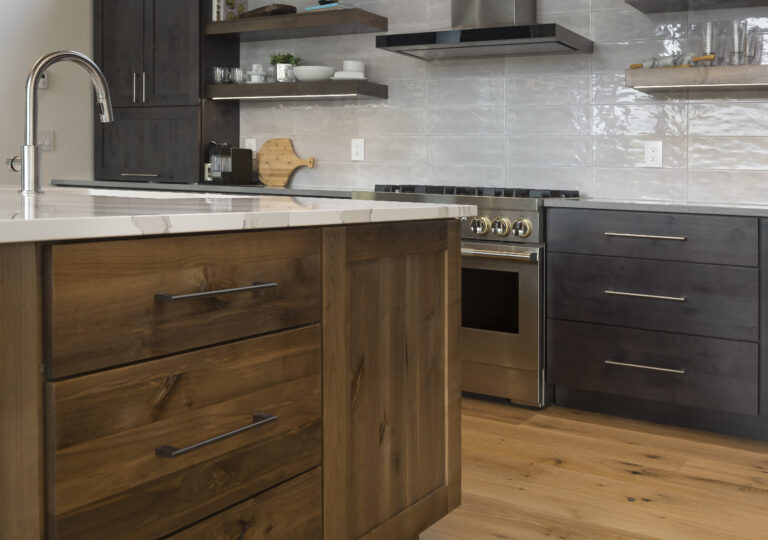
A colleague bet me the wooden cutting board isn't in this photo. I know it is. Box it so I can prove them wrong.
[256,138,315,187]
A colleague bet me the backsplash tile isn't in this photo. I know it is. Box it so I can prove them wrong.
[239,0,768,202]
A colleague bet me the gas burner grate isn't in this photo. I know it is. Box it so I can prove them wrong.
[374,185,579,199]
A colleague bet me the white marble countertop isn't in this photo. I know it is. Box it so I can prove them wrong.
[544,198,768,217]
[0,188,476,244]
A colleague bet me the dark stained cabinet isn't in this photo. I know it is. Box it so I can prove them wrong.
[93,0,230,184]
[96,106,200,183]
[546,207,768,440]
[95,0,199,108]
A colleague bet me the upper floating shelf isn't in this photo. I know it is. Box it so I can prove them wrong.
[625,0,768,13]
[206,80,388,101]
[626,65,768,90]
[204,8,388,42]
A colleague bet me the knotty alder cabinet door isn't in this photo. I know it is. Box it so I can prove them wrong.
[322,220,462,540]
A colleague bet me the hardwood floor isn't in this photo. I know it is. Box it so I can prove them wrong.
[422,397,768,540]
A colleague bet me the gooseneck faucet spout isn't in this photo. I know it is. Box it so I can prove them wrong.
[22,50,114,195]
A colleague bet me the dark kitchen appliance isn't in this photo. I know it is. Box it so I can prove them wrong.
[204,143,254,185]
[353,184,580,408]
[376,0,593,61]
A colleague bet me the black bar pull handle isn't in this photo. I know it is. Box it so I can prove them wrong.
[155,281,277,303]
[155,413,278,459]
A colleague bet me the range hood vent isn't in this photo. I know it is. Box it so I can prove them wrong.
[376,0,593,61]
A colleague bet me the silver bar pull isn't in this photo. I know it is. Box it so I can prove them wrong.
[121,173,160,178]
[605,232,687,241]
[604,290,686,302]
[155,413,278,459]
[461,248,538,263]
[132,72,137,103]
[155,281,278,302]
[605,360,686,375]
[142,72,146,103]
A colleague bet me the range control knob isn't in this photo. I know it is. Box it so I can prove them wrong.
[511,218,533,239]
[469,217,492,235]
[491,218,512,237]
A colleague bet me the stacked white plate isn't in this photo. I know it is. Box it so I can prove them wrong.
[331,71,366,81]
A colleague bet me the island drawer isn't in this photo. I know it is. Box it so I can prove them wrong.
[44,228,322,378]
[547,320,758,416]
[546,208,758,266]
[547,253,758,342]
[45,325,322,540]
[167,467,322,539]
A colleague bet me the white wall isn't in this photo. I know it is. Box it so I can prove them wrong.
[0,0,93,187]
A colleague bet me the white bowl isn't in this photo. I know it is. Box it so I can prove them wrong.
[331,71,366,80]
[293,65,335,82]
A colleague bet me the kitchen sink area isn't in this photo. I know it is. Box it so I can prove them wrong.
[3,1,768,539]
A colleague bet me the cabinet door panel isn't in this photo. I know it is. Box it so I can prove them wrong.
[95,0,144,107]
[96,106,199,183]
[323,221,461,540]
[144,0,200,106]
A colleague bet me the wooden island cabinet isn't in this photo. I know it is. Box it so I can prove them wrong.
[0,219,460,539]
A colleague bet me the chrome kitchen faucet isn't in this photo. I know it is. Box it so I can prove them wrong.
[20,50,114,194]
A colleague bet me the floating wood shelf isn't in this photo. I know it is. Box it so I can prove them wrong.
[206,80,388,101]
[626,0,768,13]
[626,65,768,90]
[204,8,387,42]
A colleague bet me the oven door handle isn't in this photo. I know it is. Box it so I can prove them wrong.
[461,248,538,263]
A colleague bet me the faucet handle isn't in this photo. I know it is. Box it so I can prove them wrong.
[5,156,20,173]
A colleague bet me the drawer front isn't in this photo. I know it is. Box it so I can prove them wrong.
[547,320,758,416]
[168,468,322,539]
[546,208,758,266]
[547,253,758,341]
[46,326,322,540]
[45,228,321,377]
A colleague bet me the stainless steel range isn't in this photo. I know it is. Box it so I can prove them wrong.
[354,185,580,408]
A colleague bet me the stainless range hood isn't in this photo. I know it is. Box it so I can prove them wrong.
[376,0,593,61]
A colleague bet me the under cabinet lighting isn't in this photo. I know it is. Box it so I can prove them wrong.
[211,93,360,100]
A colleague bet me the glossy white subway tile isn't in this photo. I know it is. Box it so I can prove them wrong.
[427,108,506,135]
[689,103,768,136]
[427,163,506,186]
[507,136,592,167]
[592,72,687,104]
[688,170,768,204]
[689,137,768,170]
[592,9,687,42]
[592,104,687,136]
[507,166,594,195]
[428,78,505,108]
[507,106,591,135]
[594,168,687,201]
[364,136,429,163]
[506,74,591,106]
[358,108,427,135]
[428,136,506,164]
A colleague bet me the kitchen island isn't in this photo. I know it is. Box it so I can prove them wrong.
[0,188,474,539]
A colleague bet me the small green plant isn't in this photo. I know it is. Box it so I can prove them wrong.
[270,53,301,66]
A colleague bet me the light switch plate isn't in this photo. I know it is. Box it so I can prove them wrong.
[351,138,364,161]
[39,130,55,151]
[644,140,662,168]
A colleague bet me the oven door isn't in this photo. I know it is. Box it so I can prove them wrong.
[460,242,543,407]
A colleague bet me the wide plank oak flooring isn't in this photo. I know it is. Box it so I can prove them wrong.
[422,397,768,540]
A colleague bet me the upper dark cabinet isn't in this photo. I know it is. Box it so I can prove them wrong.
[95,0,199,108]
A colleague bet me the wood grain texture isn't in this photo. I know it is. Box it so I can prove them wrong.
[547,320,758,415]
[323,220,460,540]
[167,467,322,539]
[46,326,321,539]
[547,252,759,342]
[0,244,44,540]
[45,228,321,377]
[546,208,759,266]
[203,7,388,41]
[257,138,315,187]
[422,397,768,540]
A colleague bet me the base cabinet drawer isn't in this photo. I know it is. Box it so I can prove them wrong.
[547,253,759,341]
[45,228,322,377]
[547,320,758,416]
[168,468,322,539]
[546,208,758,266]
[46,326,322,540]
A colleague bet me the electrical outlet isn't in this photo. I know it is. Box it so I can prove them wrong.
[644,140,662,168]
[39,130,55,151]
[351,138,364,161]
[244,138,258,152]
